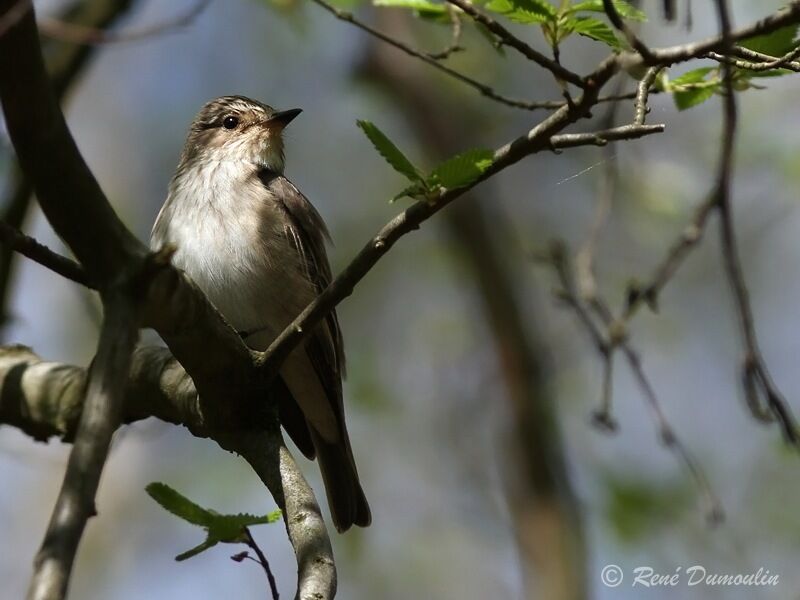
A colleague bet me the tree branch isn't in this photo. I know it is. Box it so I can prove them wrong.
[0,0,137,326]
[0,221,94,288]
[27,295,138,600]
[38,0,211,45]
[358,19,589,594]
[0,4,337,597]
[712,0,798,443]
[444,0,585,87]
[0,344,336,600]
[546,244,724,523]
[310,0,557,111]
[602,0,655,62]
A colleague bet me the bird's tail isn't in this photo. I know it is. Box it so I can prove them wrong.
[310,428,371,533]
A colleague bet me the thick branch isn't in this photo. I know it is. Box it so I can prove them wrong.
[0,3,144,284]
[27,296,138,600]
[0,344,336,600]
[0,0,137,326]
[0,5,336,597]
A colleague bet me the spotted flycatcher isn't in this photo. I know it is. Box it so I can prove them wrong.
[151,96,370,532]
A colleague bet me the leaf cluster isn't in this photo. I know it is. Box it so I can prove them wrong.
[659,24,798,111]
[373,0,646,51]
[357,120,494,201]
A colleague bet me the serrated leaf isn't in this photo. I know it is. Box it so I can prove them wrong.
[429,149,494,189]
[568,17,621,50]
[207,511,283,543]
[484,0,555,24]
[147,483,282,562]
[357,120,425,184]
[740,24,799,57]
[373,0,448,18]
[568,0,646,21]
[666,67,719,111]
[146,483,215,527]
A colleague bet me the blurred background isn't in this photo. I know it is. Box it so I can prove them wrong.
[1,0,799,598]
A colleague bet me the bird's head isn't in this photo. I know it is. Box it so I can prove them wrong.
[180,95,301,174]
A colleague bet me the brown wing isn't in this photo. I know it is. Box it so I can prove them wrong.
[258,171,370,532]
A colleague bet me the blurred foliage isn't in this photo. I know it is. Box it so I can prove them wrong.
[603,474,692,544]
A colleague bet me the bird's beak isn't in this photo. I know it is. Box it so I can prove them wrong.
[268,108,302,128]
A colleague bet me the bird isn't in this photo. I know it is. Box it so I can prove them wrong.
[150,95,370,532]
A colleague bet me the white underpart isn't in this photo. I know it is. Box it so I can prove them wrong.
[151,146,339,441]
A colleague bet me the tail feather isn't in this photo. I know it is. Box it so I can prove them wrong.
[310,429,371,532]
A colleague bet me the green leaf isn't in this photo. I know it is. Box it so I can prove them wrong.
[176,539,219,562]
[392,183,427,202]
[429,149,494,189]
[207,512,283,543]
[373,0,448,18]
[668,66,715,87]
[746,68,794,78]
[145,483,215,527]
[673,85,717,110]
[484,0,555,24]
[740,24,799,57]
[147,482,282,562]
[567,17,621,50]
[357,120,425,184]
[605,476,691,544]
[568,0,646,21]
[667,67,719,111]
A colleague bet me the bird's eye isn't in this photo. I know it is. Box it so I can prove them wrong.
[222,115,239,129]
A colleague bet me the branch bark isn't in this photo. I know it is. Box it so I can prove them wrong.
[0,343,336,600]
[27,296,138,600]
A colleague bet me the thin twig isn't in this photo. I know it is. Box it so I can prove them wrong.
[633,67,663,125]
[602,0,655,62]
[643,1,800,67]
[444,0,585,87]
[312,0,556,111]
[549,123,664,149]
[0,220,94,288]
[255,69,670,376]
[426,6,462,60]
[705,46,800,73]
[38,0,212,45]
[548,244,724,523]
[574,72,632,428]
[713,0,798,444]
[243,528,279,600]
[727,45,800,71]
[27,296,138,600]
[622,199,715,320]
